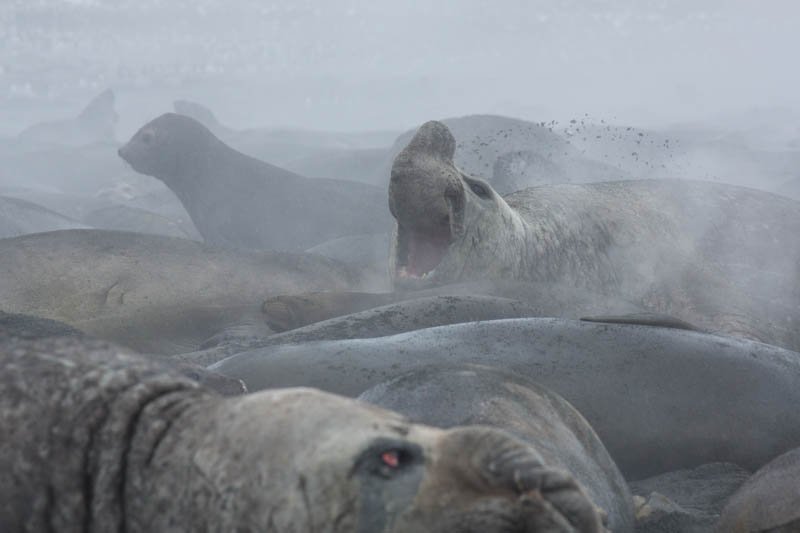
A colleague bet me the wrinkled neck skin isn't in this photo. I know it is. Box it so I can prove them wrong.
[124,390,384,532]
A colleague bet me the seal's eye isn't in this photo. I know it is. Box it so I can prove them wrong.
[376,448,413,477]
[469,182,490,199]
[353,438,422,479]
[381,450,400,467]
[140,132,154,145]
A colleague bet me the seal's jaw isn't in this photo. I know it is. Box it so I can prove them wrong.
[395,224,452,281]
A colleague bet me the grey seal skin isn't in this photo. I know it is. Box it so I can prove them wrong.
[0,336,603,532]
[118,113,393,252]
[0,310,246,396]
[180,295,553,366]
[359,364,635,532]
[387,121,800,350]
[716,446,800,532]
[0,229,362,353]
[211,317,800,480]
[261,279,643,332]
[0,195,89,238]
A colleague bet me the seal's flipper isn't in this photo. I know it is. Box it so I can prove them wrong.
[579,313,702,332]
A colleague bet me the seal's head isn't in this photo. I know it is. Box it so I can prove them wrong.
[118,113,221,185]
[159,388,603,532]
[388,121,527,290]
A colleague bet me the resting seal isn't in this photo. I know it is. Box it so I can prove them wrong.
[360,364,635,532]
[0,229,362,353]
[212,317,800,479]
[0,336,603,532]
[118,113,392,252]
[717,446,800,532]
[387,121,800,349]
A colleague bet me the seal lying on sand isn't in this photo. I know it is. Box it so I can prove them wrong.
[0,336,603,532]
[360,364,635,532]
[211,316,800,480]
[181,295,553,366]
[0,311,246,396]
[387,121,800,350]
[119,113,392,252]
[261,280,643,332]
[717,446,800,532]
[0,229,362,353]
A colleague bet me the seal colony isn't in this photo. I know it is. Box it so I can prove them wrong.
[388,121,800,348]
[0,335,604,532]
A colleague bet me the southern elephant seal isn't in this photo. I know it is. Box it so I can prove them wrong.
[388,115,628,192]
[261,279,643,332]
[0,336,603,532]
[182,295,552,366]
[359,363,635,532]
[118,113,393,252]
[387,121,800,350]
[211,317,800,480]
[0,229,362,353]
[0,310,246,396]
[717,446,800,532]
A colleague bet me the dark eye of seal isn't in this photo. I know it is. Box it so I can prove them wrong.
[469,181,491,199]
[353,439,422,479]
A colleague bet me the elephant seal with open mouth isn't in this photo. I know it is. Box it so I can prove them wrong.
[0,335,603,532]
[387,121,800,349]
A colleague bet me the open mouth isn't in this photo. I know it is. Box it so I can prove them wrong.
[395,223,451,280]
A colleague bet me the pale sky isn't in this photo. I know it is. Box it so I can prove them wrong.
[2,0,799,133]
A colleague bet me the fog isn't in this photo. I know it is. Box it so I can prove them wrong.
[2,0,800,137]
[5,2,800,530]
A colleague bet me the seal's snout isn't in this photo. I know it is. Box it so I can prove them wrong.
[440,428,605,532]
[404,120,457,163]
[389,121,465,283]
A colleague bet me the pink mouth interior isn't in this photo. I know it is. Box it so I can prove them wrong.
[399,227,450,278]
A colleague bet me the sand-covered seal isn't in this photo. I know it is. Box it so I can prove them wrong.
[0,335,604,532]
[716,446,800,532]
[387,120,800,350]
[360,364,635,532]
[118,113,392,252]
[0,229,362,353]
[212,317,800,480]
